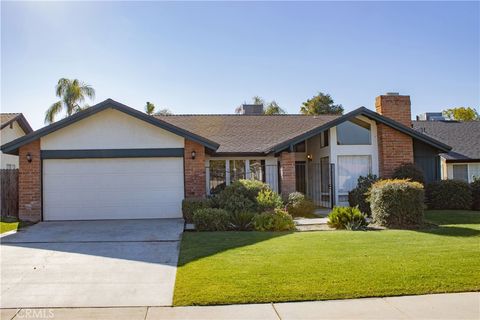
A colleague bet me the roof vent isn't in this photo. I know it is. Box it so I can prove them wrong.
[386,92,399,96]
[239,104,264,115]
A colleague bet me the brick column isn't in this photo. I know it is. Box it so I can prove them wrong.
[377,125,414,177]
[184,140,206,198]
[280,151,296,198]
[18,140,42,222]
[375,94,414,178]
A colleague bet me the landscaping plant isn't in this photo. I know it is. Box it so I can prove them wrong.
[327,206,367,230]
[256,188,284,212]
[213,179,269,214]
[370,179,424,228]
[348,174,378,216]
[425,179,472,210]
[192,208,229,231]
[392,163,425,184]
[182,198,213,223]
[228,211,256,231]
[470,178,480,211]
[285,192,315,217]
[253,208,295,231]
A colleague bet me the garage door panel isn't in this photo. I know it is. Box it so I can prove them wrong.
[43,158,184,220]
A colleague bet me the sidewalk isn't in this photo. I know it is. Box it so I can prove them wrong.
[1,292,478,320]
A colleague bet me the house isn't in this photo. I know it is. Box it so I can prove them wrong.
[1,93,451,222]
[0,113,33,169]
[413,120,480,183]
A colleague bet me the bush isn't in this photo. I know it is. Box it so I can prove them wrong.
[370,179,424,228]
[286,192,315,217]
[182,198,212,223]
[228,211,256,231]
[192,208,229,231]
[253,209,295,231]
[471,179,480,211]
[257,189,283,211]
[425,180,472,210]
[327,206,367,230]
[392,163,425,184]
[214,179,273,214]
[348,174,378,216]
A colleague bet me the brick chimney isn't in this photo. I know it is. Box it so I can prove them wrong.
[375,93,414,178]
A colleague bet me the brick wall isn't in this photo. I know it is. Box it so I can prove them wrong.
[184,139,206,198]
[279,151,296,197]
[18,139,42,222]
[375,94,414,177]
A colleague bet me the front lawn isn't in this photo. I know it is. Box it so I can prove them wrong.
[174,210,480,306]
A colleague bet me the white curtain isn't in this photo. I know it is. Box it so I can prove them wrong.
[338,156,372,193]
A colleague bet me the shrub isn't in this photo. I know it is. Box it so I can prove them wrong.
[214,179,271,214]
[256,189,283,211]
[471,179,480,211]
[392,163,425,184]
[348,174,378,216]
[228,211,255,231]
[327,206,367,230]
[253,209,295,231]
[286,192,315,217]
[182,198,212,223]
[370,179,424,228]
[425,180,472,210]
[192,208,229,231]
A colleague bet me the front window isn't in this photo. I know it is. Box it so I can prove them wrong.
[229,160,246,183]
[336,119,371,145]
[453,164,468,182]
[209,160,226,194]
[249,160,265,181]
[338,155,372,194]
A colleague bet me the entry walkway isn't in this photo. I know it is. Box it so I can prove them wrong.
[2,292,478,319]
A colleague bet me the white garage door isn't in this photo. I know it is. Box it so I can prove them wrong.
[43,158,184,220]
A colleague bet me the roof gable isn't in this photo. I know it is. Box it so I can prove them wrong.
[1,99,219,155]
[1,113,33,134]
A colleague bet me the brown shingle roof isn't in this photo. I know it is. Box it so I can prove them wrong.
[155,114,340,154]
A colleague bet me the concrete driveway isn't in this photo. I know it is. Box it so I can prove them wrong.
[0,219,183,308]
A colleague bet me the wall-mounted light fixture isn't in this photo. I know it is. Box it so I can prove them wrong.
[307,154,313,161]
[26,153,32,163]
[191,150,196,160]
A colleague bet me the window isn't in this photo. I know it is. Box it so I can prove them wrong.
[321,130,329,148]
[336,119,371,145]
[209,160,226,193]
[229,160,246,183]
[338,155,372,194]
[453,164,468,182]
[249,160,265,182]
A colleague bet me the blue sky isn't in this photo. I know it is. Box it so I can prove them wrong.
[2,1,479,130]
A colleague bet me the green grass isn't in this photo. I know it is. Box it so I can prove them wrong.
[174,210,480,306]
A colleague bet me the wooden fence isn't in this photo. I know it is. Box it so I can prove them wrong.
[1,169,19,218]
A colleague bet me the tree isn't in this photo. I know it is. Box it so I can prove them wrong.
[145,102,156,115]
[44,78,95,123]
[252,96,265,105]
[300,92,344,115]
[264,100,286,115]
[155,108,173,116]
[443,107,479,121]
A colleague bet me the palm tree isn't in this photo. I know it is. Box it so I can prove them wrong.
[44,78,95,123]
[145,102,156,115]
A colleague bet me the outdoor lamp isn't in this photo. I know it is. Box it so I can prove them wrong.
[26,153,32,163]
[191,150,196,160]
[307,154,313,161]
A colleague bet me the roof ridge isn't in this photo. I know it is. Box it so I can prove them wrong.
[154,114,340,117]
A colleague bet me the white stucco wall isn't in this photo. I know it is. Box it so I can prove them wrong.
[41,108,184,150]
[1,121,26,169]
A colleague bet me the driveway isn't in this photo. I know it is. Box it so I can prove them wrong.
[0,219,183,308]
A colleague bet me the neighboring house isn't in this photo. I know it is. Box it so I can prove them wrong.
[0,113,33,169]
[413,120,480,183]
[1,93,450,222]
